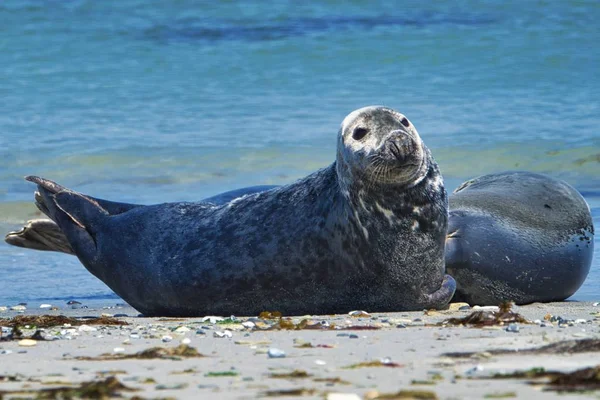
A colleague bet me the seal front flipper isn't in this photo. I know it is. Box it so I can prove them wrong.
[423,274,456,309]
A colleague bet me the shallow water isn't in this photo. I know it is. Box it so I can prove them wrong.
[0,0,598,306]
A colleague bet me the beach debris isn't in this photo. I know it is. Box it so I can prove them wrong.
[483,392,517,398]
[269,370,312,379]
[205,370,239,377]
[156,382,189,390]
[441,301,527,327]
[485,365,600,392]
[267,348,286,358]
[77,344,204,361]
[213,330,233,338]
[17,339,37,347]
[364,389,438,399]
[343,358,403,369]
[448,302,470,311]
[262,388,317,397]
[202,316,225,324]
[161,335,173,342]
[0,315,127,328]
[314,376,350,384]
[444,338,600,358]
[505,323,519,333]
[0,376,137,399]
[349,310,371,318]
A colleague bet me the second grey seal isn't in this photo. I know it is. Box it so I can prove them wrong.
[14,106,455,316]
[446,171,594,305]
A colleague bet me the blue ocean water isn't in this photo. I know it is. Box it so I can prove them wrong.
[0,0,598,306]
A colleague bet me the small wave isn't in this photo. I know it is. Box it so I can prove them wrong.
[142,14,496,44]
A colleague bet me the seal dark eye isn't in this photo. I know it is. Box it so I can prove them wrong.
[401,118,410,128]
[352,127,369,141]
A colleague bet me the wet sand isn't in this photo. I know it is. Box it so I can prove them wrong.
[1,301,599,399]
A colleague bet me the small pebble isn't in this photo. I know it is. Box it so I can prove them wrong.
[18,339,37,347]
[242,321,255,329]
[575,319,587,324]
[336,333,350,337]
[327,393,361,400]
[348,310,371,318]
[472,305,499,312]
[396,323,407,328]
[0,350,13,355]
[348,334,359,339]
[465,365,484,377]
[195,329,206,335]
[267,348,286,358]
[162,335,173,343]
[506,323,519,333]
[129,334,140,339]
[213,330,233,338]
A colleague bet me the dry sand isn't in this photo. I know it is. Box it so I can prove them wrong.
[1,301,600,399]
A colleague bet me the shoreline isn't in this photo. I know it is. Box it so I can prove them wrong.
[1,301,600,399]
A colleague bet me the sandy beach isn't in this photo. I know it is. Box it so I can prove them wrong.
[1,301,599,399]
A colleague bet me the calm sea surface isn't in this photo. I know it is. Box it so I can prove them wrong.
[0,0,598,306]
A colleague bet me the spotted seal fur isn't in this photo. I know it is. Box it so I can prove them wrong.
[9,106,455,316]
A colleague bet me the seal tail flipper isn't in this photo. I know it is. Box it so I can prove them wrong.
[27,176,109,260]
[5,219,74,254]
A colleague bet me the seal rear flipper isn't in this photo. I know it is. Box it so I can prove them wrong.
[5,219,74,254]
[35,185,108,261]
[26,175,140,216]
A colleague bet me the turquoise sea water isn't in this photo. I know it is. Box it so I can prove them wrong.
[0,0,598,306]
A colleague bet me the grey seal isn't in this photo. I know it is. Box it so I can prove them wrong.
[11,106,455,316]
[446,171,594,305]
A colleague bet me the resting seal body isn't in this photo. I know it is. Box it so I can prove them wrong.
[15,106,455,316]
[446,171,594,305]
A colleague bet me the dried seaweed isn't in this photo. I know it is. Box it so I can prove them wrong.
[365,389,439,399]
[262,388,317,397]
[343,360,403,369]
[0,376,136,399]
[269,370,312,379]
[443,339,600,358]
[441,302,527,327]
[0,315,128,328]
[77,344,204,361]
[486,365,600,393]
